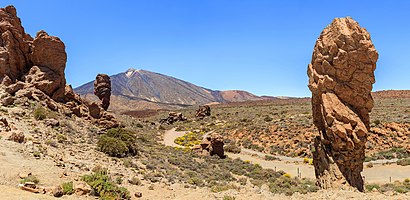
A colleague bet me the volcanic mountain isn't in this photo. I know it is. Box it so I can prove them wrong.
[75,68,272,112]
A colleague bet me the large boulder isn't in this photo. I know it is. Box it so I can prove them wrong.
[195,105,211,119]
[307,17,378,191]
[0,5,119,129]
[28,30,67,100]
[94,74,111,110]
[0,6,31,82]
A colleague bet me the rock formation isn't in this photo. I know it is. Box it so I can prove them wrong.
[195,105,211,119]
[159,112,187,124]
[193,133,225,158]
[307,17,378,191]
[94,74,111,110]
[0,5,118,129]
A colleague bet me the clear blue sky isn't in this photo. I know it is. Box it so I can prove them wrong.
[1,1,409,97]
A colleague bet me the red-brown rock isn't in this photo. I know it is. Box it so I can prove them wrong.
[307,17,378,192]
[94,74,111,110]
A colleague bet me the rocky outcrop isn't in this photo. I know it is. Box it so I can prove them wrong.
[159,112,187,124]
[193,134,225,158]
[307,17,378,191]
[94,74,111,110]
[195,105,211,119]
[0,5,118,129]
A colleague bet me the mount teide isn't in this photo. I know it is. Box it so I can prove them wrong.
[74,69,273,112]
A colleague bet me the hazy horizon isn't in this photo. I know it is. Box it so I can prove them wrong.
[1,1,410,97]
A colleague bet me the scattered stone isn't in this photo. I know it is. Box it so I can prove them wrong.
[0,117,11,131]
[1,95,15,106]
[5,82,25,95]
[19,185,39,193]
[135,192,143,198]
[19,172,32,179]
[307,17,378,192]
[94,74,111,111]
[74,182,91,196]
[23,182,36,189]
[53,186,64,197]
[195,105,211,119]
[8,132,25,143]
[44,119,59,127]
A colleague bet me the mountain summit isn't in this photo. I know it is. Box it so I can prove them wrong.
[75,69,270,111]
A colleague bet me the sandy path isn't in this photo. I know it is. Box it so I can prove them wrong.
[163,129,410,183]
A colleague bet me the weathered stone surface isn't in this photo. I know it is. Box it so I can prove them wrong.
[52,186,63,197]
[194,133,225,158]
[88,102,103,119]
[0,5,119,129]
[307,17,378,192]
[0,6,31,82]
[94,74,111,110]
[8,132,25,143]
[74,182,91,196]
[195,105,211,119]
[159,112,187,124]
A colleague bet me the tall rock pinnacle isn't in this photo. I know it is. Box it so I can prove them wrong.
[307,17,378,191]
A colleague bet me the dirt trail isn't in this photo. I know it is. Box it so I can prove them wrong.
[163,129,410,183]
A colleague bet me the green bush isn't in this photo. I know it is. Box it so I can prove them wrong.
[365,183,380,191]
[265,155,279,161]
[20,175,39,184]
[97,128,138,158]
[33,107,47,120]
[81,168,130,200]
[98,135,128,158]
[62,181,74,195]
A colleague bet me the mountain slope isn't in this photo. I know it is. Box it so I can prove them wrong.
[75,69,269,111]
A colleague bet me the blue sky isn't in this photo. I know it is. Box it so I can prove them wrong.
[1,1,409,97]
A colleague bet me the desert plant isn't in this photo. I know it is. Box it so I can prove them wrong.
[81,168,130,200]
[61,181,74,195]
[33,107,47,120]
[97,128,138,158]
[224,144,241,154]
[223,195,236,200]
[20,175,40,184]
[98,135,128,158]
[265,155,279,161]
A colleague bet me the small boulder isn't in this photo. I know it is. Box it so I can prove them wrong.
[74,182,91,196]
[52,186,64,197]
[8,132,25,143]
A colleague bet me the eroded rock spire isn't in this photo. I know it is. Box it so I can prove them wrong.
[307,17,378,191]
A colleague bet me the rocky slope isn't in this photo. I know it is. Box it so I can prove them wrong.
[75,68,274,112]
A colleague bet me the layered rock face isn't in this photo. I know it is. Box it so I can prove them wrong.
[307,17,378,191]
[93,74,111,110]
[0,5,118,129]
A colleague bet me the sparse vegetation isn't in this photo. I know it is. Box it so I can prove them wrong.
[365,147,410,161]
[81,168,131,200]
[61,181,74,195]
[365,180,410,194]
[224,144,241,154]
[33,106,48,120]
[174,131,203,147]
[20,175,39,184]
[97,128,138,158]
[397,158,410,166]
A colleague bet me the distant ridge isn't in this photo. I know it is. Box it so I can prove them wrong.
[74,68,274,112]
